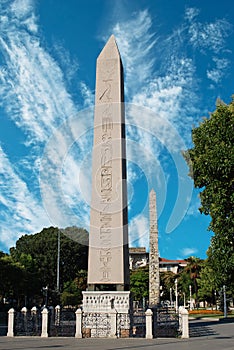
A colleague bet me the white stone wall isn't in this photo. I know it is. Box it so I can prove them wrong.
[82,291,130,313]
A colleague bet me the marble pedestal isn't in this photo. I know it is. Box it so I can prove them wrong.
[82,291,131,338]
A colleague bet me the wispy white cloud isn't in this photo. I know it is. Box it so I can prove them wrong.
[207,57,230,84]
[0,145,51,250]
[185,7,232,54]
[0,0,91,249]
[185,7,232,89]
[80,82,95,108]
[110,9,198,142]
[129,213,149,249]
[181,247,198,257]
[185,7,200,22]
[0,0,77,144]
[39,110,94,232]
[52,41,79,85]
[111,10,157,97]
[185,195,201,218]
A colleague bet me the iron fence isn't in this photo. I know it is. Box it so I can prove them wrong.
[153,307,179,337]
[9,306,181,338]
[14,310,42,336]
[49,308,76,337]
[0,312,7,336]
[129,310,146,337]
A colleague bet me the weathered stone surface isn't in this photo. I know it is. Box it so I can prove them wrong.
[82,291,130,313]
[149,189,160,306]
[87,35,129,288]
[82,291,130,338]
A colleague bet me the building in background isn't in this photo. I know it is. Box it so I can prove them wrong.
[129,248,187,274]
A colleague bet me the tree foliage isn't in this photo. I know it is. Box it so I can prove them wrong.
[130,266,149,302]
[160,271,176,301]
[160,257,203,305]
[184,257,203,301]
[61,270,87,306]
[0,254,23,296]
[183,97,234,290]
[197,260,216,303]
[8,226,88,306]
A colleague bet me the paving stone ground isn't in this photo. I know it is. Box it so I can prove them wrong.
[0,319,233,350]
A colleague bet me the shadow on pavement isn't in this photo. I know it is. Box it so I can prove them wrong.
[189,320,219,337]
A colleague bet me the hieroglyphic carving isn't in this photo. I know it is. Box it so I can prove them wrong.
[87,35,129,287]
[98,59,117,282]
[100,168,112,192]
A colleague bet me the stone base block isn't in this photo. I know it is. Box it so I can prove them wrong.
[82,291,131,338]
[82,291,130,313]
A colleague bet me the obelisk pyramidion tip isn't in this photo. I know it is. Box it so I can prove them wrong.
[98,35,120,60]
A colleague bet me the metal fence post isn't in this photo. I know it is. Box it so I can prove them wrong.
[75,308,82,338]
[7,308,15,337]
[145,308,153,339]
[41,307,48,337]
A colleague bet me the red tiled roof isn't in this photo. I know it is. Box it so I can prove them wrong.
[159,257,187,264]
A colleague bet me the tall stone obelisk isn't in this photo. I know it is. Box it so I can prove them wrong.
[87,35,129,291]
[149,189,160,306]
[82,35,130,338]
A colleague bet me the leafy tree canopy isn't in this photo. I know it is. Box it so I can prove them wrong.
[61,269,87,306]
[130,266,149,302]
[183,97,234,290]
[184,256,203,300]
[197,260,216,303]
[0,254,30,307]
[10,226,89,292]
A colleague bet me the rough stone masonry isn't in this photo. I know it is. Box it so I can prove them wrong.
[149,188,160,306]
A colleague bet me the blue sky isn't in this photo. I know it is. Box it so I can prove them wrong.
[0,0,233,260]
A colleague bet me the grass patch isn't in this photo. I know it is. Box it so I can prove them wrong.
[189,309,222,315]
[189,309,234,318]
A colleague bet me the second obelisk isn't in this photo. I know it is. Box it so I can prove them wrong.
[88,35,129,291]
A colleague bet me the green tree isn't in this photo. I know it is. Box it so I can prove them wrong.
[130,266,149,303]
[61,270,87,306]
[160,270,192,306]
[0,254,29,308]
[160,271,175,301]
[10,226,88,305]
[61,281,80,306]
[183,97,234,291]
[197,259,216,305]
[177,270,192,304]
[184,257,203,302]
